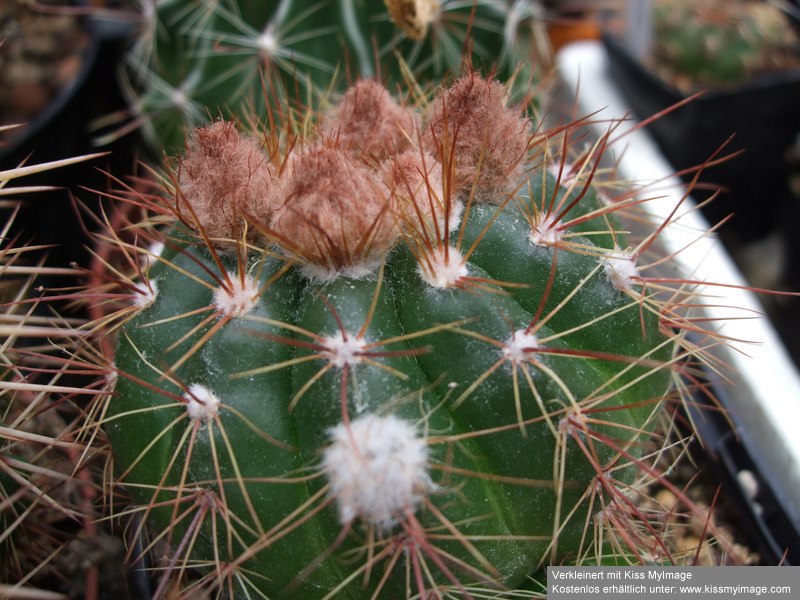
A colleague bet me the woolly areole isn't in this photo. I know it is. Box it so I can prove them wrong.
[322,414,432,528]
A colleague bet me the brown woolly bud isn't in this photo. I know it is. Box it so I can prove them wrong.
[177,120,274,243]
[382,149,462,238]
[270,143,399,280]
[422,73,530,200]
[323,79,418,160]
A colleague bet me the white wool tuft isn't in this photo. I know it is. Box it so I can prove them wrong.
[322,331,367,368]
[184,383,220,421]
[257,30,277,56]
[442,199,465,234]
[134,280,158,308]
[528,212,562,246]
[603,250,640,292]
[169,86,189,110]
[296,258,385,284]
[213,272,260,317]
[322,413,432,529]
[502,328,539,364]
[418,246,468,288]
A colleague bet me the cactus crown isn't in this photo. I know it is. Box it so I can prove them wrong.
[173,73,532,282]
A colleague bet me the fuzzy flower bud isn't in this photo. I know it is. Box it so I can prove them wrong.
[177,120,275,243]
[382,149,462,237]
[323,79,418,160]
[269,143,399,280]
[423,73,530,200]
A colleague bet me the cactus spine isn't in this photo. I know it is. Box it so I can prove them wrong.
[98,71,693,598]
[0,151,109,592]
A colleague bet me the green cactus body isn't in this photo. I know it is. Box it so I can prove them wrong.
[125,0,546,152]
[105,74,676,597]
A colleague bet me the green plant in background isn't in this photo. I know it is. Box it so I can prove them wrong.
[85,70,725,598]
[119,0,551,153]
[651,0,800,90]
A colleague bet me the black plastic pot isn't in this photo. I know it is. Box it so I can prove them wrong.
[583,37,800,563]
[685,369,800,566]
[603,34,800,242]
[0,9,135,289]
[603,32,800,372]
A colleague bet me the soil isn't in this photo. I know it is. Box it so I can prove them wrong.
[646,444,762,566]
[0,0,90,135]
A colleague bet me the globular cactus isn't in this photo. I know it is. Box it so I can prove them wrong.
[651,0,799,90]
[120,0,549,152]
[94,72,705,598]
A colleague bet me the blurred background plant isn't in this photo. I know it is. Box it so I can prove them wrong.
[0,0,134,313]
[112,0,554,154]
[649,0,800,91]
[603,0,800,369]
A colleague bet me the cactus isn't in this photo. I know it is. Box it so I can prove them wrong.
[119,0,550,152]
[90,71,716,598]
[651,0,800,90]
[0,150,112,596]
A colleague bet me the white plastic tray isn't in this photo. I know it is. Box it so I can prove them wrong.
[556,41,800,530]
